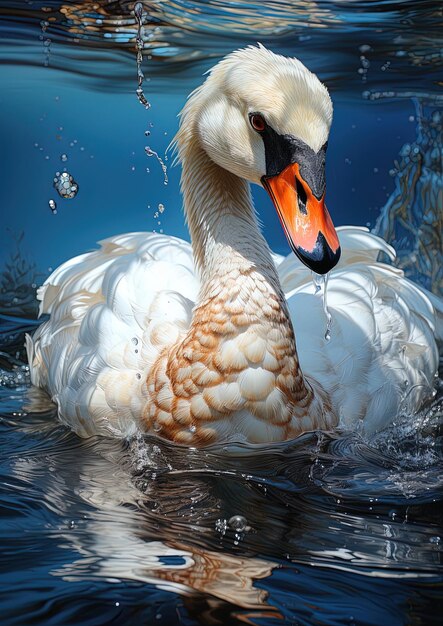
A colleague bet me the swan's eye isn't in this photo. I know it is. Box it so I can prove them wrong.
[250,113,266,132]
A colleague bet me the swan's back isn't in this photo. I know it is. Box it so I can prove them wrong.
[280,227,442,433]
[27,233,199,437]
[27,228,442,438]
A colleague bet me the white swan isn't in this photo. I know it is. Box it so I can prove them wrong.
[27,45,443,443]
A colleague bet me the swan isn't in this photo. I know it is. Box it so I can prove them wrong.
[27,45,443,444]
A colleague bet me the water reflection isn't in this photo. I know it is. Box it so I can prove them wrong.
[0,374,440,623]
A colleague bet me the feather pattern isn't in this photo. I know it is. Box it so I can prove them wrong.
[26,46,442,443]
[28,227,442,439]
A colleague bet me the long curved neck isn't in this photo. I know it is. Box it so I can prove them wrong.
[181,142,282,298]
[145,130,334,445]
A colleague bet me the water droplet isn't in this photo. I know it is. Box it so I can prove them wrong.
[132,337,138,346]
[189,424,196,433]
[145,146,168,185]
[60,153,68,162]
[430,536,441,544]
[215,518,227,533]
[312,272,322,294]
[134,3,150,109]
[53,171,79,199]
[158,203,165,213]
[48,199,57,213]
[228,515,247,532]
[312,273,333,340]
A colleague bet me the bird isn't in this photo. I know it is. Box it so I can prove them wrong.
[26,45,443,444]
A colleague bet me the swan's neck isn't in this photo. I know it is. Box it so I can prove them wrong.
[145,141,334,444]
[182,144,283,303]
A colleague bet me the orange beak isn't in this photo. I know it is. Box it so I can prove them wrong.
[262,162,341,274]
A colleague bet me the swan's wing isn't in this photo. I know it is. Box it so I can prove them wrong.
[279,227,442,433]
[27,233,199,437]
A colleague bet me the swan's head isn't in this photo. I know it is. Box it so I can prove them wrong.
[178,45,340,274]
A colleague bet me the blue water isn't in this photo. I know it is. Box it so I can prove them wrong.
[1,1,442,624]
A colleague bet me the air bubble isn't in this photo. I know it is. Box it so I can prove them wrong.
[228,515,247,532]
[53,171,79,199]
[48,199,57,213]
[215,518,227,533]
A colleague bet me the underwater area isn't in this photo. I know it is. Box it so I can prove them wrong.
[1,1,443,624]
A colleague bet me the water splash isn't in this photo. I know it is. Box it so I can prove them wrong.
[374,100,443,295]
[144,146,168,185]
[312,272,332,341]
[134,2,150,109]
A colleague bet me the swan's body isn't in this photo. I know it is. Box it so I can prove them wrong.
[27,46,443,443]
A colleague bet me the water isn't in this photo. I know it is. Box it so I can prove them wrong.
[312,272,333,341]
[134,1,150,109]
[1,1,443,624]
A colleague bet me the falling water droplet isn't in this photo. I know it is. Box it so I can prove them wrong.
[48,199,57,213]
[134,2,150,109]
[313,272,332,341]
[60,153,68,162]
[158,203,165,214]
[145,146,168,185]
[53,171,79,199]
[312,272,322,294]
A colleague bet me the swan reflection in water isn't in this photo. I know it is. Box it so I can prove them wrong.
[13,388,443,624]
